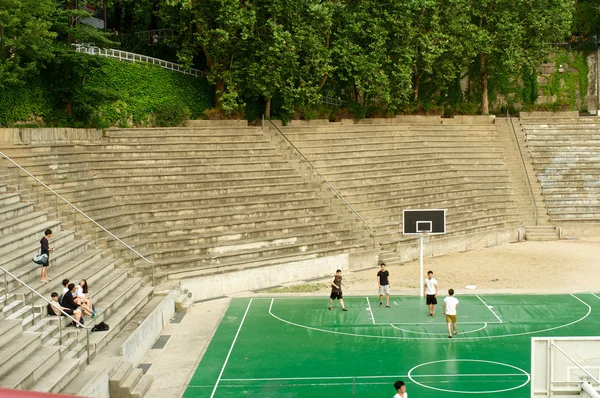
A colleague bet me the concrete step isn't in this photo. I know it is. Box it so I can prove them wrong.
[61,188,320,209]
[0,192,21,207]
[66,196,328,219]
[294,140,502,151]
[0,332,41,379]
[133,229,361,261]
[0,201,35,223]
[0,319,23,349]
[29,349,85,394]
[0,220,61,257]
[336,175,511,193]
[0,345,60,390]
[88,286,153,354]
[301,147,505,159]
[152,244,369,282]
[131,374,153,398]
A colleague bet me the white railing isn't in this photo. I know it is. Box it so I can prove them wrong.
[135,29,175,41]
[320,96,345,107]
[73,44,207,78]
[0,151,156,284]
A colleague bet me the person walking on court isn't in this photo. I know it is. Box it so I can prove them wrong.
[424,270,438,316]
[443,288,459,338]
[328,269,348,311]
[40,229,54,283]
[377,263,391,307]
[393,380,407,398]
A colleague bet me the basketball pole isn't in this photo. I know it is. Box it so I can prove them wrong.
[419,232,424,297]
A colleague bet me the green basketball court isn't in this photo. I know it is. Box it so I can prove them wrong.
[183,293,600,397]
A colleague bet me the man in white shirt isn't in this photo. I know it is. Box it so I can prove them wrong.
[443,288,459,338]
[393,380,407,398]
[423,270,438,316]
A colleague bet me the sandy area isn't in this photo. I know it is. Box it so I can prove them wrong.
[292,238,600,297]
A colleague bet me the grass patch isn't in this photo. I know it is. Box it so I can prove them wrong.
[266,283,325,293]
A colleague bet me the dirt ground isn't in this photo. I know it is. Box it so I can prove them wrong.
[299,237,600,297]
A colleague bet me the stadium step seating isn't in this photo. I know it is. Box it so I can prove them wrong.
[0,126,372,284]
[0,188,153,394]
[522,116,600,222]
[270,122,521,253]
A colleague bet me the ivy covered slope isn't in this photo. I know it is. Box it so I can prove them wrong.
[0,55,213,128]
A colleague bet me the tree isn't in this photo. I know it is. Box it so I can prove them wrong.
[0,0,57,87]
[242,0,334,117]
[407,0,476,101]
[470,0,573,114]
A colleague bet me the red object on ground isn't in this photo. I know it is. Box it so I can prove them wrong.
[0,389,85,398]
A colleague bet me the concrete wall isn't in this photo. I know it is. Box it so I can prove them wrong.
[555,222,600,238]
[119,291,177,368]
[0,128,102,144]
[181,249,379,301]
[184,120,249,127]
[396,227,522,262]
[519,111,579,118]
[76,362,116,398]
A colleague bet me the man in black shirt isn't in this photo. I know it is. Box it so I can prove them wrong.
[61,283,85,327]
[377,263,391,307]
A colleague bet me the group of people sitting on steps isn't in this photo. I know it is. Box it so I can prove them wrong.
[46,278,98,327]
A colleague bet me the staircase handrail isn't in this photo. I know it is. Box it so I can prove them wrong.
[0,151,156,285]
[507,112,539,226]
[265,118,376,246]
[0,265,92,364]
[73,44,207,78]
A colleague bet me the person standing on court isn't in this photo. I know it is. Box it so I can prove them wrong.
[443,288,459,338]
[424,270,438,316]
[393,380,407,398]
[40,229,54,283]
[328,269,348,311]
[377,263,391,307]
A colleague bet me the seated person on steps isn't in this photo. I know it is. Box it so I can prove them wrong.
[47,292,83,325]
[62,283,88,326]
[74,279,97,319]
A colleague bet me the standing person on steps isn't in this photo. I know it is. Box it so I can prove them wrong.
[424,270,439,316]
[328,269,348,311]
[377,263,391,307]
[40,229,54,284]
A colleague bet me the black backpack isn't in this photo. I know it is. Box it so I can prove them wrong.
[92,321,109,332]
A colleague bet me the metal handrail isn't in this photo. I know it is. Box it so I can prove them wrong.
[0,265,92,364]
[265,118,377,247]
[507,112,539,226]
[0,151,156,284]
[73,44,207,78]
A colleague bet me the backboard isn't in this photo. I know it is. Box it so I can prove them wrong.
[402,209,446,235]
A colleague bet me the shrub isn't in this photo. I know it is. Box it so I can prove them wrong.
[154,102,190,127]
[203,107,244,120]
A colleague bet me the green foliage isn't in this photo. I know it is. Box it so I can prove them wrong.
[0,0,57,86]
[154,101,190,126]
[522,69,539,106]
[0,53,212,127]
[539,50,589,110]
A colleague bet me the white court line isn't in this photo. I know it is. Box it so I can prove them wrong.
[209,299,253,398]
[592,293,600,300]
[220,373,527,382]
[476,295,503,323]
[377,321,501,325]
[268,295,591,340]
[366,297,375,324]
[390,322,488,336]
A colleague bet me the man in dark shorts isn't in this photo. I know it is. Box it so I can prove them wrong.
[40,229,53,283]
[377,263,391,307]
[47,292,83,324]
[423,270,438,316]
[328,269,348,311]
